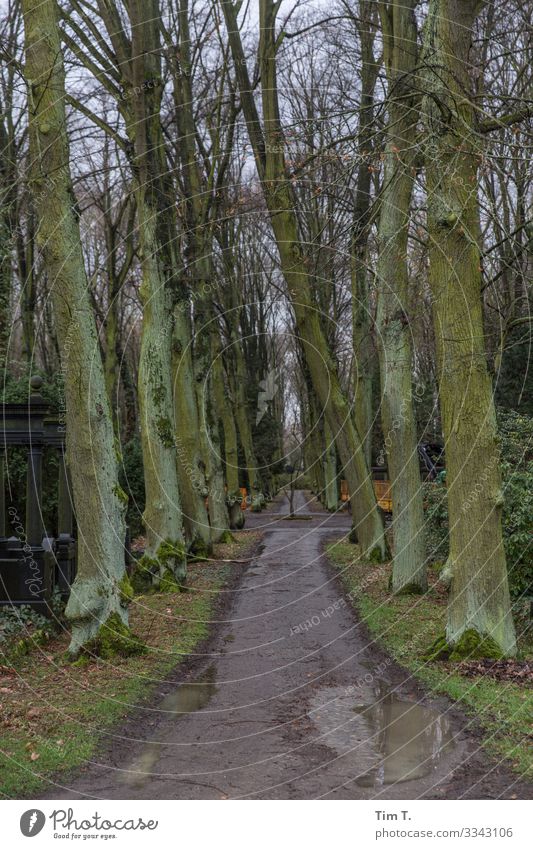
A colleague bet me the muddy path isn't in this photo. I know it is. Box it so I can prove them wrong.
[40,491,532,800]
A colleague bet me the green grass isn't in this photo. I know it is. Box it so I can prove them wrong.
[325,538,533,779]
[0,531,261,797]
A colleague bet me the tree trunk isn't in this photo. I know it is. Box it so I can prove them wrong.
[421,0,516,655]
[128,0,186,581]
[104,284,120,435]
[21,0,131,653]
[213,335,244,529]
[352,257,374,469]
[204,383,231,540]
[221,0,387,558]
[172,306,212,551]
[352,1,379,469]
[376,0,426,593]
[231,339,264,510]
[0,199,10,372]
[323,418,338,512]
[170,0,219,551]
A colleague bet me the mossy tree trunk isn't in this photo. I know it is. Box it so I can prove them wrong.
[376,0,427,594]
[88,0,188,580]
[127,0,186,581]
[222,0,387,558]
[352,1,379,469]
[301,365,325,499]
[172,308,212,550]
[230,338,264,510]
[204,377,231,540]
[1,102,28,369]
[421,0,516,654]
[102,189,134,437]
[169,0,233,550]
[0,193,10,373]
[21,0,130,653]
[213,334,244,530]
[323,418,338,511]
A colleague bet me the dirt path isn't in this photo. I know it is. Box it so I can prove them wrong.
[41,492,532,800]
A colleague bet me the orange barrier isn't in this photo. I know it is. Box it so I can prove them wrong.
[373,480,392,513]
[339,478,393,513]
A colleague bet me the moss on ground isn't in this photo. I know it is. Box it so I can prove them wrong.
[80,612,146,660]
[449,629,505,662]
[130,539,187,595]
[325,538,533,779]
[159,568,185,593]
[218,530,234,545]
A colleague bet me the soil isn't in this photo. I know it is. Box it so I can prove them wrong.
[36,492,533,800]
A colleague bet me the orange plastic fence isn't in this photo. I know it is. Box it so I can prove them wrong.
[339,478,393,513]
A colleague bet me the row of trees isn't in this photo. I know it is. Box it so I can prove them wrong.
[1,0,531,657]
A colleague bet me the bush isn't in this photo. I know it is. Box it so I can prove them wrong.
[119,436,145,539]
[423,481,449,565]
[423,409,533,599]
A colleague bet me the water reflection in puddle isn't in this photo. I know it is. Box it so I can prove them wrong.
[157,665,217,715]
[127,665,217,784]
[309,683,455,788]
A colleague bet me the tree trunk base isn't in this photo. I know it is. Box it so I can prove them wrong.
[73,612,146,660]
[423,628,511,662]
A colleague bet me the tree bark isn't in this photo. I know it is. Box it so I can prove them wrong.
[21,0,130,653]
[376,0,427,593]
[0,196,10,372]
[323,418,338,511]
[127,0,187,580]
[213,333,244,529]
[352,1,379,469]
[421,0,516,654]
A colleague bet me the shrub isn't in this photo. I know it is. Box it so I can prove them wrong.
[119,436,145,539]
[423,409,533,599]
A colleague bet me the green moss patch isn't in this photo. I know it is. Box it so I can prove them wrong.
[187,536,210,559]
[117,574,134,607]
[218,530,235,545]
[81,612,146,660]
[449,628,504,662]
[159,569,185,593]
[130,554,158,595]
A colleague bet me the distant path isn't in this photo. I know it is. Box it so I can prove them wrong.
[41,492,532,799]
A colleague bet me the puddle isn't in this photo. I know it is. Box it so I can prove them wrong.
[157,665,217,716]
[309,683,455,788]
[126,666,217,784]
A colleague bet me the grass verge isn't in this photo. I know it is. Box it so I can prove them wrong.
[325,538,533,779]
[0,530,261,798]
